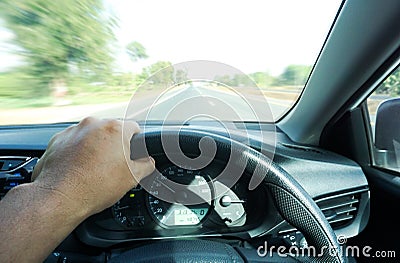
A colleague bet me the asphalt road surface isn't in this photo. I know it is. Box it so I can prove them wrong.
[91,85,292,123]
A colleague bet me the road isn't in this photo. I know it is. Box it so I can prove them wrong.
[90,85,292,122]
[0,86,388,126]
[0,86,294,125]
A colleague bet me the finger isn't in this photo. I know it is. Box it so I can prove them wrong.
[129,157,156,184]
[78,116,97,127]
[46,130,62,148]
[47,123,76,148]
[122,120,141,159]
[122,120,141,139]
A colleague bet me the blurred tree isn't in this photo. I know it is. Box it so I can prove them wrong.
[214,74,256,87]
[249,72,274,88]
[135,61,174,89]
[377,67,400,96]
[277,65,312,86]
[126,41,148,62]
[0,70,40,98]
[174,69,188,84]
[109,73,134,87]
[232,74,253,87]
[0,0,116,97]
[147,61,173,88]
[214,75,234,86]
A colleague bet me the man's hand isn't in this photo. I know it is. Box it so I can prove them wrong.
[0,117,155,262]
[31,117,155,216]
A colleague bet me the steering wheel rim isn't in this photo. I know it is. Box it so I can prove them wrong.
[126,128,345,263]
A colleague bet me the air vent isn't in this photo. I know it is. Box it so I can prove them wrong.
[316,191,361,229]
[278,189,366,234]
[280,143,323,154]
[0,156,30,171]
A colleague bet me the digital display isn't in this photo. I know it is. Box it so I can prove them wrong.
[174,208,206,225]
[147,165,211,227]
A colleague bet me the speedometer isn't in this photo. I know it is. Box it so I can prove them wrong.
[147,166,212,226]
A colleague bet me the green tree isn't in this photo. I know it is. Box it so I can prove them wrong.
[126,41,148,62]
[0,0,116,97]
[174,69,188,84]
[147,61,173,88]
[277,65,312,86]
[249,72,274,88]
[214,74,257,87]
[109,73,134,87]
[377,67,400,96]
[214,75,234,86]
[135,61,174,89]
[232,74,254,87]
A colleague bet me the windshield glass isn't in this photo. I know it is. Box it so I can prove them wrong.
[0,0,341,125]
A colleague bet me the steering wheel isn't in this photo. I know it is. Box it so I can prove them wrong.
[111,129,345,263]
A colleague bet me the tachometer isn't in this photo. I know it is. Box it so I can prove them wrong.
[112,185,145,228]
[147,166,212,226]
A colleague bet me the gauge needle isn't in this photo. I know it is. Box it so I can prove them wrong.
[231,200,246,204]
[156,178,176,193]
[220,195,246,207]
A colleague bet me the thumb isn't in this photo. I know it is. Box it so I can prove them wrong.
[129,157,156,184]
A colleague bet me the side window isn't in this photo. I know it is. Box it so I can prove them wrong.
[366,66,400,173]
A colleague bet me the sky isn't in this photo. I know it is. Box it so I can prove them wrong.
[0,0,342,75]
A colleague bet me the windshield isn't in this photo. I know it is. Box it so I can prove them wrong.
[0,0,341,125]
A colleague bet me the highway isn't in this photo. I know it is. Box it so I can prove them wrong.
[91,85,292,123]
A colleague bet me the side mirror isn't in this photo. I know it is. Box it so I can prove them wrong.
[374,98,400,169]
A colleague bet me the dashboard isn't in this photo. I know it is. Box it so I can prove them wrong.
[78,158,268,247]
[113,165,250,228]
[0,122,370,253]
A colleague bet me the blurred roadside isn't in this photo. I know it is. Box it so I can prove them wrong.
[0,86,298,125]
[0,85,389,126]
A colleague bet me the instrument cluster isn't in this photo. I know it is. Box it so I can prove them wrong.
[78,161,267,245]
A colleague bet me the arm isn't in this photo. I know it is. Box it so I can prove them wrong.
[0,182,87,262]
[0,117,155,262]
